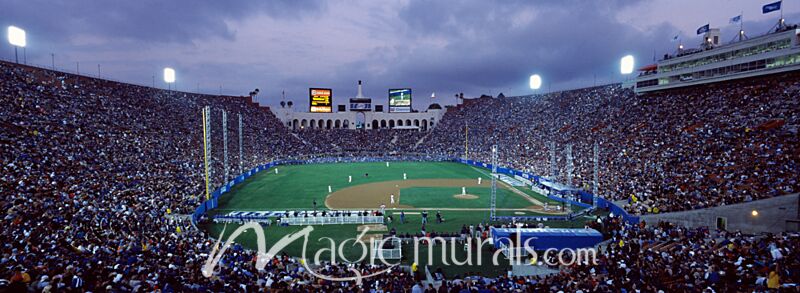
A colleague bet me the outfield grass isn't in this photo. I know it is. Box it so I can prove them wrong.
[215,161,493,211]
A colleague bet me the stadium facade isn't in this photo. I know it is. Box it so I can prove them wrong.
[636,26,800,93]
[272,80,446,130]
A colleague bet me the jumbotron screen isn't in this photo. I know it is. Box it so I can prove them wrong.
[309,88,332,113]
[388,88,412,113]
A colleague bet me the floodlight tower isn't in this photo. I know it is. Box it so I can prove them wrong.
[529,74,542,91]
[565,144,574,186]
[592,142,599,207]
[238,114,243,174]
[620,55,634,75]
[550,142,557,180]
[223,110,229,183]
[621,55,635,82]
[164,67,176,91]
[7,26,26,64]
[490,144,498,220]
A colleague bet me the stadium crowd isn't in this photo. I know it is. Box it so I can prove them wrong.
[423,215,800,292]
[2,59,799,292]
[0,61,318,292]
[423,74,799,214]
[295,129,426,154]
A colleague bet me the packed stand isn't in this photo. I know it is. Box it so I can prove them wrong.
[422,73,800,214]
[427,215,800,292]
[0,61,315,292]
[295,128,427,154]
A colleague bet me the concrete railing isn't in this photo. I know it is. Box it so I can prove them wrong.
[640,193,798,234]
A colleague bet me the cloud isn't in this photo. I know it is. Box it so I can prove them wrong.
[327,0,669,97]
[4,0,798,109]
[1,0,326,44]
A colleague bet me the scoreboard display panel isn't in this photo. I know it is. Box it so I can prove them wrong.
[388,88,412,113]
[309,88,332,113]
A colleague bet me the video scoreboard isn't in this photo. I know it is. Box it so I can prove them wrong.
[388,88,412,113]
[309,88,332,113]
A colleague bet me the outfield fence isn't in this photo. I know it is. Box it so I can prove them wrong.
[282,215,384,226]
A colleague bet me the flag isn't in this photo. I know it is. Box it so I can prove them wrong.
[671,34,680,42]
[763,1,781,14]
[697,24,710,35]
[730,14,742,24]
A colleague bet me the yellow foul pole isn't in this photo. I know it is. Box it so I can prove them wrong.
[464,122,469,159]
[202,108,211,200]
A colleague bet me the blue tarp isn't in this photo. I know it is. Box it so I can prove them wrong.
[491,227,603,250]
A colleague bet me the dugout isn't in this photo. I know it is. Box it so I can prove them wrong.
[491,227,603,250]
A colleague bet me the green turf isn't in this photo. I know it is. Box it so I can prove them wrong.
[399,187,533,209]
[215,161,493,211]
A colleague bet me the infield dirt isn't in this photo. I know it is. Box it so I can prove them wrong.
[325,178,561,214]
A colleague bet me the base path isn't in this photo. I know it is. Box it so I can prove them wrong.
[326,179,480,209]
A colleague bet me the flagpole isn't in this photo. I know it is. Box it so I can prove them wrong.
[740,11,744,41]
[781,2,784,29]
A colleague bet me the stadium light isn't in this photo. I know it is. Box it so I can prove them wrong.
[7,26,26,64]
[529,74,542,90]
[620,55,634,75]
[163,67,175,83]
[7,26,26,47]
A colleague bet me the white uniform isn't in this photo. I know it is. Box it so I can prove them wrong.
[390,194,395,204]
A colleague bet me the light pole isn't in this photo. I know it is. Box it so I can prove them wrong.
[7,26,26,64]
[620,55,635,75]
[529,74,542,91]
[164,67,176,91]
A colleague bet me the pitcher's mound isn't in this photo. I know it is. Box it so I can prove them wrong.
[453,194,479,200]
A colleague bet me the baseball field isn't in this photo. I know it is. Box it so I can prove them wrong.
[203,161,595,277]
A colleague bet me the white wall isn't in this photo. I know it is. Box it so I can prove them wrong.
[272,107,445,131]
